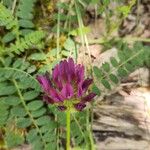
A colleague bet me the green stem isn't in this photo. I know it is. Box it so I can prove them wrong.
[66,110,71,150]
[11,0,17,14]
[56,6,60,60]
[56,115,60,150]
[86,109,95,150]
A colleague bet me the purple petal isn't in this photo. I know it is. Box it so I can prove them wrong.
[77,83,83,97]
[52,65,63,90]
[55,79,63,90]
[75,64,84,83]
[57,105,67,111]
[61,83,74,99]
[82,92,96,103]
[36,74,52,93]
[74,103,86,111]
[43,95,54,104]
[59,60,68,82]
[54,60,69,83]
[68,58,75,70]
[63,60,70,82]
[82,78,93,92]
[49,88,64,102]
[68,58,75,79]
[52,64,59,80]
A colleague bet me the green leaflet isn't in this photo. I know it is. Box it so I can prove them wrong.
[0,115,8,126]
[26,129,38,143]
[13,58,24,68]
[32,140,43,150]
[2,32,15,43]
[101,79,111,90]
[0,107,9,117]
[93,66,103,79]
[0,85,16,95]
[64,38,76,52]
[92,84,101,96]
[43,132,56,142]
[18,19,34,28]
[124,63,135,72]
[29,53,47,61]
[23,91,39,101]
[0,101,9,126]
[3,57,13,67]
[109,74,119,84]
[31,108,47,118]
[102,62,110,72]
[17,118,32,128]
[36,116,51,126]
[117,68,128,77]
[2,96,21,106]
[5,130,24,148]
[110,57,119,67]
[27,100,43,111]
[11,106,27,117]
[40,122,57,133]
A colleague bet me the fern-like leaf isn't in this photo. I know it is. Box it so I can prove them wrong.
[0,57,58,150]
[93,42,150,95]
[16,0,37,33]
[0,3,17,30]
[4,31,45,55]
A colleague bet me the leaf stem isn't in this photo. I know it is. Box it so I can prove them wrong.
[72,114,88,148]
[66,110,71,150]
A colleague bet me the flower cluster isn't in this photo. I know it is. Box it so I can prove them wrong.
[36,58,96,111]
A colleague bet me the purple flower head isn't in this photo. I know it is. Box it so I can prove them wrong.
[36,58,96,111]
